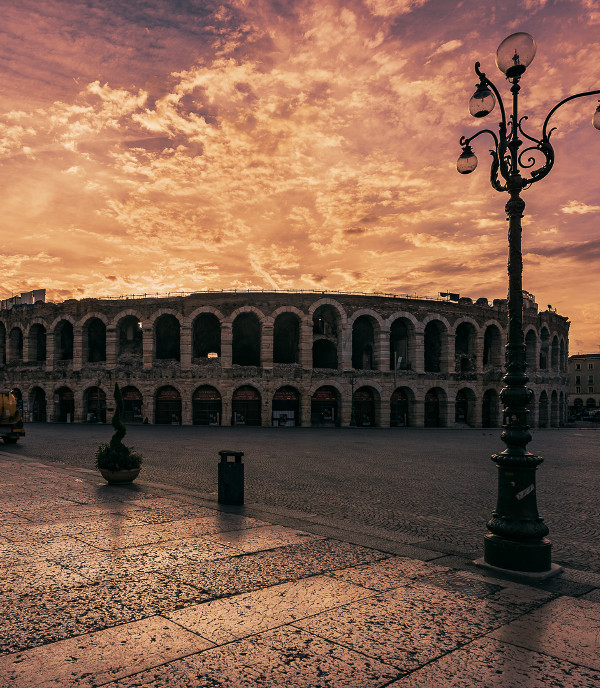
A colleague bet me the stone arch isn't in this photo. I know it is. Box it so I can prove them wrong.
[559,338,567,372]
[455,387,477,426]
[121,385,144,423]
[389,316,416,371]
[272,385,301,426]
[232,311,261,366]
[54,385,75,422]
[29,386,47,422]
[353,385,380,427]
[424,387,448,427]
[116,313,143,361]
[482,388,500,428]
[483,323,503,367]
[192,385,222,425]
[308,298,348,325]
[424,319,448,373]
[390,386,416,427]
[454,321,478,372]
[155,313,181,361]
[550,335,559,371]
[311,385,341,426]
[83,385,107,423]
[0,322,5,364]
[351,314,379,370]
[82,316,107,363]
[54,319,74,361]
[192,312,222,359]
[155,384,182,424]
[273,312,300,364]
[28,322,47,362]
[525,328,537,371]
[8,326,23,361]
[232,385,262,426]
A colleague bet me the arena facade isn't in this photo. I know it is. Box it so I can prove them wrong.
[0,290,569,428]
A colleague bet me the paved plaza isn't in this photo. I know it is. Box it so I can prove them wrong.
[2,424,599,572]
[1,443,599,687]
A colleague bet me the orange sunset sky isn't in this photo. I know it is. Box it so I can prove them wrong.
[1,0,600,352]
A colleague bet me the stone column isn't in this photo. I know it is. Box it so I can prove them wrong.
[300,320,313,369]
[73,327,83,371]
[106,327,117,369]
[443,332,455,374]
[412,394,425,427]
[414,330,425,373]
[300,391,312,427]
[379,396,390,428]
[180,324,192,369]
[340,325,352,371]
[475,334,485,373]
[181,396,192,425]
[221,394,232,426]
[143,328,153,369]
[261,323,273,369]
[22,332,30,364]
[46,336,55,372]
[221,324,233,369]
[376,328,389,372]
[446,396,455,428]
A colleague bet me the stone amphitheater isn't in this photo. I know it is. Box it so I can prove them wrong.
[0,290,569,428]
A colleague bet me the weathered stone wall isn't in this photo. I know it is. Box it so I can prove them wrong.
[0,291,570,428]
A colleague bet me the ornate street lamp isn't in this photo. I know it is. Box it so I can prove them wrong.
[458,33,600,577]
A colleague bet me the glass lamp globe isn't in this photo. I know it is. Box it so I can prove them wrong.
[457,146,478,174]
[593,103,600,130]
[469,83,496,118]
[496,32,536,78]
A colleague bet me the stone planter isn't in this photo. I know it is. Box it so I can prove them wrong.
[99,468,140,485]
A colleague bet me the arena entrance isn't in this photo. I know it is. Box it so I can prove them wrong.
[390,388,410,427]
[354,387,376,426]
[84,387,106,423]
[155,386,182,424]
[311,386,338,426]
[193,386,222,425]
[122,386,144,423]
[272,386,300,426]
[232,386,261,426]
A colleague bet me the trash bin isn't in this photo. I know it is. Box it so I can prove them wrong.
[218,450,244,505]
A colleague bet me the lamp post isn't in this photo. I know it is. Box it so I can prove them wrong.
[458,32,600,577]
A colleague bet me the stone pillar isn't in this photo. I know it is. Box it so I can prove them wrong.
[261,323,273,369]
[446,396,455,428]
[300,391,312,427]
[106,327,117,369]
[221,324,233,369]
[473,397,483,428]
[376,328,388,372]
[443,332,454,374]
[73,327,83,371]
[413,395,425,427]
[262,393,272,427]
[46,336,55,372]
[379,396,390,428]
[221,394,232,426]
[475,334,485,373]
[300,320,313,369]
[181,396,192,425]
[340,385,352,427]
[22,332,31,364]
[340,325,352,370]
[414,330,425,373]
[180,325,192,369]
[143,328,153,369]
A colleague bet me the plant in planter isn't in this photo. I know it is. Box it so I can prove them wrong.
[95,383,143,484]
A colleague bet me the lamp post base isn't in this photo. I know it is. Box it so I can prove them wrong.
[474,555,562,582]
[482,533,558,576]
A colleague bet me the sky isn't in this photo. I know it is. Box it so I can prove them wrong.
[1,0,600,352]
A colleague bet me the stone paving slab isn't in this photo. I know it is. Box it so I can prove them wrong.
[165,574,375,644]
[102,626,400,688]
[0,574,212,656]
[0,616,212,687]
[294,581,518,672]
[204,523,324,553]
[489,596,600,671]
[387,636,600,687]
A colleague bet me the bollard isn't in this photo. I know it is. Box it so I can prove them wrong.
[218,450,244,505]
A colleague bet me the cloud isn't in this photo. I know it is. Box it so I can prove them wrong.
[561,200,600,215]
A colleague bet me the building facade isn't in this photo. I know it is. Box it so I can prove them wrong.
[568,353,600,418]
[0,291,569,428]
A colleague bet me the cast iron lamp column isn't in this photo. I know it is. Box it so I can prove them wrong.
[458,32,600,576]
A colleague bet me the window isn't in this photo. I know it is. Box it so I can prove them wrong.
[576,376,581,385]
[576,386,581,393]
[589,387,594,393]
[575,363,581,369]
[589,376,594,385]
[589,363,594,369]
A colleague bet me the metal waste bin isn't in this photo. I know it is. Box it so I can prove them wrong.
[218,450,244,505]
